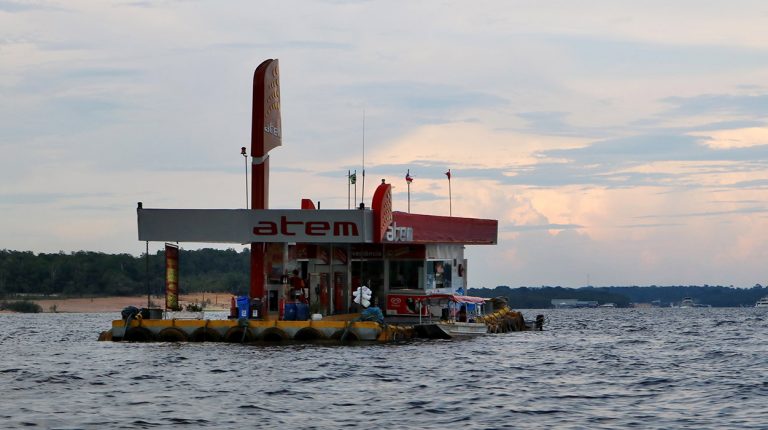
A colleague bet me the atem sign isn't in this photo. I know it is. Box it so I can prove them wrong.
[383,222,414,242]
[138,208,372,244]
[253,216,359,237]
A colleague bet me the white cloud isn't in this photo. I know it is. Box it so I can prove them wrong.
[693,127,768,149]
[3,0,768,288]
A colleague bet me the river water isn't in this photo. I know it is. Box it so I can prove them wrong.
[1,308,766,429]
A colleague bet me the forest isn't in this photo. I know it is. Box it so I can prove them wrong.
[0,248,251,298]
[2,248,766,307]
[468,285,768,308]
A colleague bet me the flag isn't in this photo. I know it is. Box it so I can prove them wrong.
[445,169,451,180]
[405,170,413,184]
[349,172,357,184]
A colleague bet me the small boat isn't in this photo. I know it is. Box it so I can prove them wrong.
[678,297,711,308]
[414,321,489,338]
[680,297,695,308]
[412,294,490,339]
[756,296,768,308]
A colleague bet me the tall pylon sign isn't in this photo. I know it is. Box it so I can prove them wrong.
[250,59,281,303]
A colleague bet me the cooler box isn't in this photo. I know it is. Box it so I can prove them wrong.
[236,296,250,318]
[295,303,309,321]
[250,299,262,319]
[283,302,297,321]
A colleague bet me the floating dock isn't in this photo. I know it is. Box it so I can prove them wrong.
[100,315,413,343]
[98,303,531,343]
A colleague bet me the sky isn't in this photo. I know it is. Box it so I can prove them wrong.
[2,0,768,289]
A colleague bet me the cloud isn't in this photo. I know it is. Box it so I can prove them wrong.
[543,134,704,164]
[4,0,768,288]
[692,127,768,149]
[509,134,768,189]
[211,40,355,51]
[516,111,583,136]
[501,223,583,232]
[0,0,58,12]
[615,222,685,229]
[336,81,507,114]
[62,67,143,80]
[0,192,111,205]
[662,94,768,117]
[671,119,767,133]
[730,179,768,189]
[119,1,156,8]
[332,127,768,192]
[634,206,768,219]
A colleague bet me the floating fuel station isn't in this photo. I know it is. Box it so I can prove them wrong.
[100,59,531,343]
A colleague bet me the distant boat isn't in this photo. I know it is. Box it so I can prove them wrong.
[756,297,768,308]
[679,297,711,308]
[599,303,616,308]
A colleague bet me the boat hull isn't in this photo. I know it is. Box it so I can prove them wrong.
[414,322,488,339]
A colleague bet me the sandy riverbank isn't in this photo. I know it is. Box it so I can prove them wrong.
[29,293,232,313]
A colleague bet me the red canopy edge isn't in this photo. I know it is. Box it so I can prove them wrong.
[424,294,486,304]
[392,212,497,244]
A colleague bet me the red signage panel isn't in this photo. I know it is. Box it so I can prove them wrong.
[372,182,393,243]
[386,293,428,316]
[252,59,281,157]
[391,211,497,244]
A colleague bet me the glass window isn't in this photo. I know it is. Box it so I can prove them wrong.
[351,260,384,294]
[426,260,452,290]
[388,260,424,290]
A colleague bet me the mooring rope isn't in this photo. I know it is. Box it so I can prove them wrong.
[238,317,250,343]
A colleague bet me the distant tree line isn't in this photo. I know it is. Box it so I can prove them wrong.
[469,286,632,308]
[0,299,42,313]
[2,248,766,307]
[0,248,250,298]
[469,285,768,308]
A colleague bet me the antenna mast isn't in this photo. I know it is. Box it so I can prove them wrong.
[361,108,366,207]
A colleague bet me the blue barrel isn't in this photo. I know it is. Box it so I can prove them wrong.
[284,302,297,321]
[237,296,250,318]
[295,302,309,321]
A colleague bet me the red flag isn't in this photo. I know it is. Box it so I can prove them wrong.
[445,169,451,180]
[405,170,413,184]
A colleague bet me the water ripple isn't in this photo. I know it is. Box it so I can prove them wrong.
[1,309,768,428]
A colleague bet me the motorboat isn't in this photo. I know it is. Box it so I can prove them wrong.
[680,297,695,308]
[679,297,711,308]
[756,296,768,308]
[412,294,490,339]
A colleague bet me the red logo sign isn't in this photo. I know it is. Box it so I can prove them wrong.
[252,59,282,156]
[372,182,393,243]
[253,216,359,237]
